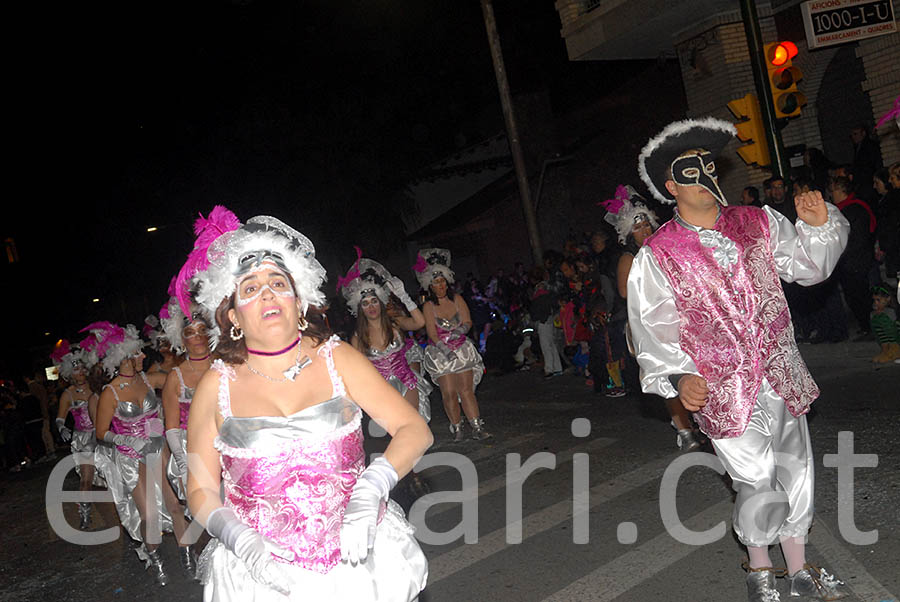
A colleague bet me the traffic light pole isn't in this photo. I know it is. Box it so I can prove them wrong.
[739,0,791,180]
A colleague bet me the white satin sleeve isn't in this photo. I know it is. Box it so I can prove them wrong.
[765,203,848,286]
[626,246,699,399]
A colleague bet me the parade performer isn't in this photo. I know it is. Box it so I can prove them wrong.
[159,292,215,578]
[83,321,175,586]
[186,208,431,601]
[414,248,491,441]
[339,249,433,496]
[338,249,432,422]
[51,340,104,529]
[603,184,702,451]
[628,118,850,601]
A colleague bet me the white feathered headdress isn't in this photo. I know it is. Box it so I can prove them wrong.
[50,340,96,381]
[78,322,143,378]
[337,247,392,316]
[599,185,660,245]
[412,248,454,290]
[191,208,327,322]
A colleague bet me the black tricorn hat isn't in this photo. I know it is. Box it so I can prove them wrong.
[638,117,736,204]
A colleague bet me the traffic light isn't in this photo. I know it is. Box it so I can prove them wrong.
[727,93,771,166]
[764,41,806,119]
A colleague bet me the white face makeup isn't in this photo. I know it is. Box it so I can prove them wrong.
[235,268,296,307]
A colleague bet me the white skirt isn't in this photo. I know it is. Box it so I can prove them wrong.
[199,500,427,602]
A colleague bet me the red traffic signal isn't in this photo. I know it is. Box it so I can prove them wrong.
[768,41,798,66]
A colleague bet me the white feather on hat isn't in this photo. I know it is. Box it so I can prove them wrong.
[412,248,454,290]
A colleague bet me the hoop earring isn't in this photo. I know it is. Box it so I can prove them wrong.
[230,324,244,341]
[298,316,309,332]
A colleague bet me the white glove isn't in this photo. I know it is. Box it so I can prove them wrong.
[102,430,148,453]
[451,322,471,336]
[340,456,398,564]
[56,418,72,442]
[386,276,417,312]
[206,507,294,595]
[165,429,188,476]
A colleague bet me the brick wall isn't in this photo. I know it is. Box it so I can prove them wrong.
[856,22,900,166]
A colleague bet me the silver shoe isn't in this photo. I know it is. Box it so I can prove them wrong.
[78,502,92,530]
[469,417,493,441]
[789,565,847,600]
[746,567,783,602]
[449,421,465,442]
[676,429,701,451]
[179,546,197,580]
[146,548,169,587]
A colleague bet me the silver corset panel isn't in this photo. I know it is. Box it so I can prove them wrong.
[218,396,360,450]
[115,389,162,418]
[365,335,405,360]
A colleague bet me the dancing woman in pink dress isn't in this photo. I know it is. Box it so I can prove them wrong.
[185,208,432,601]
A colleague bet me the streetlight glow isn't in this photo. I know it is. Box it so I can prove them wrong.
[147,226,158,232]
[92,298,100,303]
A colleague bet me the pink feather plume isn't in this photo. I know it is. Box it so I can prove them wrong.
[598,184,629,213]
[335,246,363,292]
[412,254,427,273]
[50,340,71,363]
[876,95,900,128]
[79,321,124,357]
[173,206,241,316]
[159,301,171,321]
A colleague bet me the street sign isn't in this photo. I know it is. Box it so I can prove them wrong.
[801,0,896,49]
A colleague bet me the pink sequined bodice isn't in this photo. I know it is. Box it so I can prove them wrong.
[107,376,165,458]
[70,400,93,432]
[435,313,466,350]
[367,336,418,390]
[212,337,365,574]
[646,206,819,439]
[174,367,194,430]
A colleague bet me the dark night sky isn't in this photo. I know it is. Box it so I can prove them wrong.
[5,0,632,375]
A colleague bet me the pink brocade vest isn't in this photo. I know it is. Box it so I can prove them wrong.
[645,206,819,439]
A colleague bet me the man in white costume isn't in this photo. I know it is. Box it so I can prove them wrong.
[628,117,850,601]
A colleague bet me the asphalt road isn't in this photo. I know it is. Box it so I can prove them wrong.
[2,339,897,602]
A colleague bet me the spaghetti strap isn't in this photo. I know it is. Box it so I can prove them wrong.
[139,371,153,389]
[103,383,122,403]
[211,360,234,418]
[316,335,347,398]
[173,366,186,391]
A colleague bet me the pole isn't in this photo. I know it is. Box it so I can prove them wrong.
[738,0,790,180]
[481,0,543,265]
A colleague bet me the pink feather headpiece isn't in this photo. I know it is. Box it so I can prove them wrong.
[79,321,143,377]
[412,254,427,273]
[50,340,71,364]
[79,321,124,357]
[335,246,363,292]
[598,184,629,214]
[174,206,241,316]
[876,95,900,129]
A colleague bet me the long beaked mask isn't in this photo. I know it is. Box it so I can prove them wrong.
[671,151,727,207]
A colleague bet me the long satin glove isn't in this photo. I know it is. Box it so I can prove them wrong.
[206,507,295,595]
[102,430,147,453]
[56,418,72,442]
[386,276,418,312]
[164,429,187,476]
[340,456,399,564]
[451,322,471,336]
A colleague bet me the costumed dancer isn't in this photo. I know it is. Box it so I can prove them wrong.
[413,248,491,442]
[603,184,702,451]
[159,292,215,578]
[338,249,433,496]
[83,322,175,586]
[185,207,431,600]
[629,117,850,601]
[51,340,105,530]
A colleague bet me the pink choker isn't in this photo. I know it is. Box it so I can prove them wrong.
[189,354,210,361]
[246,337,300,357]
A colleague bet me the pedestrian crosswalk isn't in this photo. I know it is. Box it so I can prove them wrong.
[415,434,897,602]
